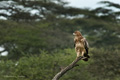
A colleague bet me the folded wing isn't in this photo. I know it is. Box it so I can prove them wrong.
[83,38,90,58]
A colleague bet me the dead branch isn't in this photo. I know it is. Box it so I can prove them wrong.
[52,56,85,80]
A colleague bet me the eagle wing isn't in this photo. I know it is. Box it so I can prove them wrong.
[84,38,89,50]
[83,38,90,58]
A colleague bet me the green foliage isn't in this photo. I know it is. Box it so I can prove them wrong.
[1,48,120,80]
[89,47,120,80]
[0,49,94,80]
[0,20,74,59]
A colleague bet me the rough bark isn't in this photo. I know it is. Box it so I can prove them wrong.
[52,56,86,80]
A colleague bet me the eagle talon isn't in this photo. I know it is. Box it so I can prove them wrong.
[76,56,82,59]
[82,57,87,59]
[79,56,84,58]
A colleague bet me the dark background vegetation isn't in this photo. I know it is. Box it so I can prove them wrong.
[0,0,120,80]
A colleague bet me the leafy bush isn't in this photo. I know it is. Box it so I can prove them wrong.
[0,48,95,80]
[88,47,120,80]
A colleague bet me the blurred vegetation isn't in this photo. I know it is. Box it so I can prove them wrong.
[0,0,120,80]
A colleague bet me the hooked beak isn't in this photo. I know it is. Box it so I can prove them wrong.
[73,33,75,36]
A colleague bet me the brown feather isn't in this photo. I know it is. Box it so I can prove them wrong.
[73,31,90,61]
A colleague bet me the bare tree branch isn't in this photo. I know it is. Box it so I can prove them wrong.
[52,56,86,80]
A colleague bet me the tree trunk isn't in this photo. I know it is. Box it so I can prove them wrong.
[52,56,85,80]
